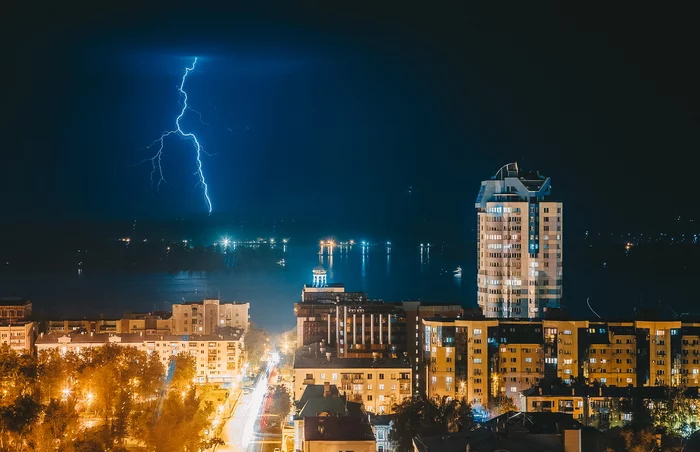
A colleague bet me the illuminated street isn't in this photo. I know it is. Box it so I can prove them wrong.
[219,364,281,452]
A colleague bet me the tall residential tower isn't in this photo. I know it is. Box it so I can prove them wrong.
[475,163,562,318]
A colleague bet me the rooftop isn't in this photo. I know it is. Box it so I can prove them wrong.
[303,416,375,442]
[36,330,243,345]
[295,384,340,407]
[0,297,31,307]
[294,344,411,369]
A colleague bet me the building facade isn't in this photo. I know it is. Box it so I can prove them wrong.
[422,317,700,410]
[35,330,246,383]
[293,345,412,414]
[295,279,462,395]
[475,163,562,318]
[171,299,250,334]
[0,321,36,353]
[0,297,32,321]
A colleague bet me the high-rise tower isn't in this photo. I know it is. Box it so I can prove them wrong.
[475,163,562,318]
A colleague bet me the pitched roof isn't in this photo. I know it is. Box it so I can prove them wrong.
[304,416,375,442]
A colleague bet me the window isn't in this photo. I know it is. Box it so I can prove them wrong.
[600,378,607,383]
[379,384,385,390]
[320,373,326,380]
[510,386,517,393]
[473,329,482,335]
[332,373,338,381]
[367,384,372,390]
[367,374,372,379]
[525,357,532,363]
[563,330,572,335]
[367,395,373,401]
[590,358,596,363]
[379,395,385,401]
[379,373,385,380]
[474,358,482,364]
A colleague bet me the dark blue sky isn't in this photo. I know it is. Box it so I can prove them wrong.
[4,3,697,234]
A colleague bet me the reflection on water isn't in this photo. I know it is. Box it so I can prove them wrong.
[0,243,470,331]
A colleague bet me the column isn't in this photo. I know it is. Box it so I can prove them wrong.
[327,314,331,344]
[343,306,348,357]
[336,306,340,349]
[362,314,365,346]
[388,314,392,344]
[371,314,374,345]
[379,314,383,345]
[353,314,357,348]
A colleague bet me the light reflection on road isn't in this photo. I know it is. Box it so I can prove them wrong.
[219,364,274,452]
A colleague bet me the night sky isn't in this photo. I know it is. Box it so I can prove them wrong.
[5,3,697,234]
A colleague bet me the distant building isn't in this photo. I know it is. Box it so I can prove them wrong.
[302,416,375,452]
[293,343,412,414]
[0,297,32,321]
[44,313,172,336]
[0,321,36,353]
[171,298,250,334]
[475,163,562,318]
[35,329,245,384]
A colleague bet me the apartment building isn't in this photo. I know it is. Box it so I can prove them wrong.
[0,321,36,353]
[45,314,172,335]
[172,298,250,334]
[475,163,562,318]
[293,344,412,414]
[35,330,245,383]
[295,278,462,395]
[0,297,32,321]
[422,316,700,409]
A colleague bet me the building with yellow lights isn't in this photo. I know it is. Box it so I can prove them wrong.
[293,343,412,414]
[0,321,36,353]
[35,330,246,384]
[421,316,700,410]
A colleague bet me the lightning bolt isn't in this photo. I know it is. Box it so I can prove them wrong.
[142,57,213,214]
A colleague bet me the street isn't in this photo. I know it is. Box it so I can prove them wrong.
[218,364,282,452]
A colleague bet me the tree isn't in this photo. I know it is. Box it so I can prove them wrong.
[268,385,291,422]
[32,399,79,452]
[246,324,268,370]
[0,394,41,450]
[488,394,518,416]
[391,396,474,452]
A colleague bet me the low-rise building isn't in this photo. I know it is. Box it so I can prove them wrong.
[0,297,32,321]
[35,329,245,383]
[302,416,375,452]
[0,321,36,353]
[369,414,396,452]
[293,344,412,414]
[172,298,250,334]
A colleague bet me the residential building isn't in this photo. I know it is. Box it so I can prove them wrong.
[35,329,245,383]
[413,412,586,452]
[0,321,36,353]
[44,313,172,335]
[0,297,32,321]
[292,383,366,452]
[302,416,375,452]
[421,316,699,409]
[475,162,562,318]
[172,298,250,334]
[293,344,412,414]
[520,385,700,430]
[295,276,463,395]
[369,414,396,452]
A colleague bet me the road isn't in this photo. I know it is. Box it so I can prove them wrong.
[218,364,282,452]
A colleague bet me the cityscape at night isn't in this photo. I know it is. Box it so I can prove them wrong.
[2,2,698,452]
